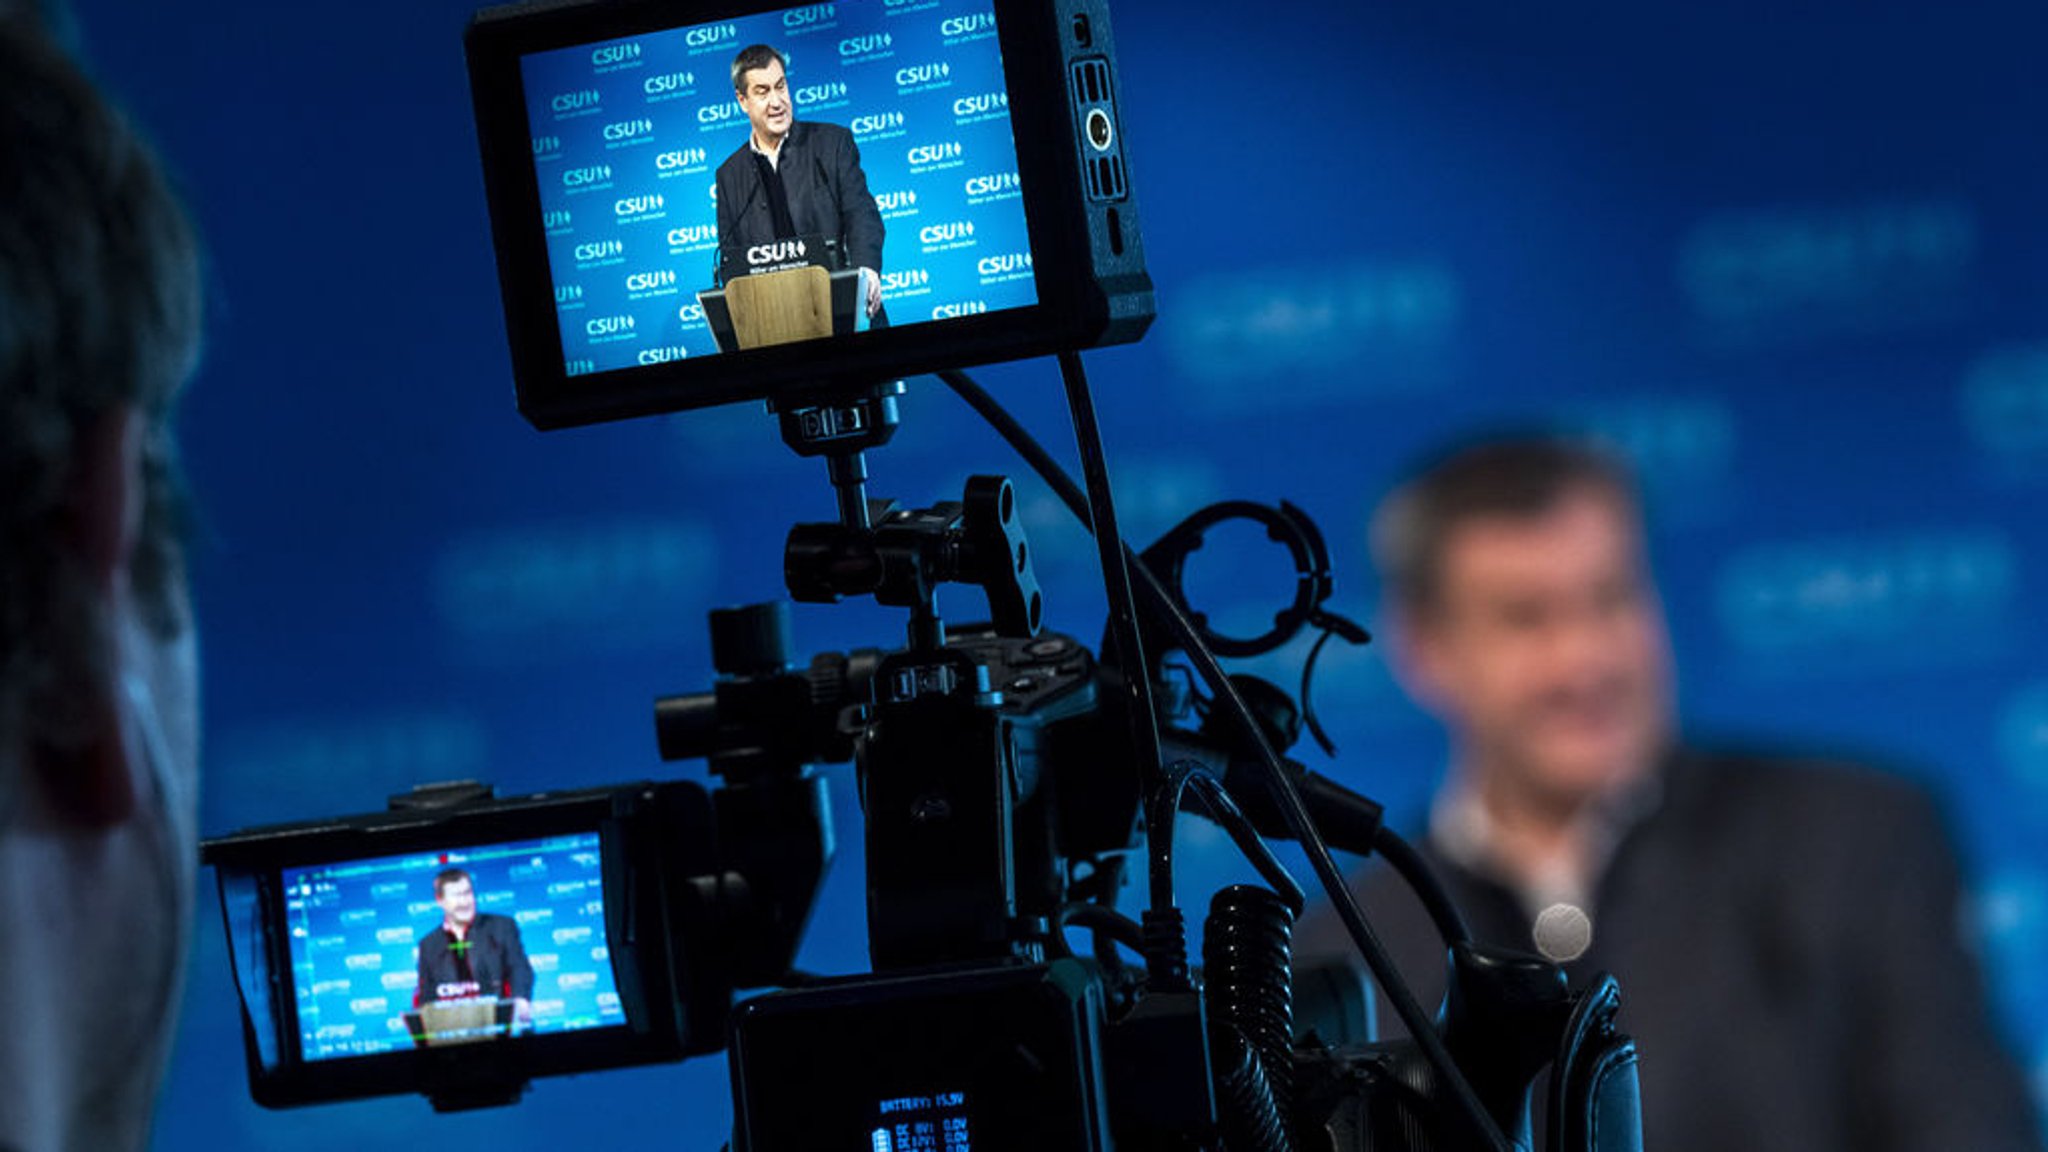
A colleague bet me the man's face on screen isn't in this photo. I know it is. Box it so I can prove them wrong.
[437,876,477,929]
[738,56,791,146]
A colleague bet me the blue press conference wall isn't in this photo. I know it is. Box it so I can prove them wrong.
[47,0,2048,1147]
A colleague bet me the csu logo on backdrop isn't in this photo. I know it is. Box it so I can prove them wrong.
[875,189,918,214]
[698,102,744,127]
[614,193,666,220]
[1677,198,1978,340]
[573,239,624,263]
[1716,530,2016,668]
[543,209,573,231]
[783,4,834,27]
[532,135,563,159]
[964,171,1020,200]
[625,269,678,295]
[637,346,689,365]
[643,71,697,98]
[851,112,905,138]
[666,223,718,250]
[550,89,601,115]
[839,33,892,58]
[1961,342,2048,478]
[563,164,613,189]
[906,141,963,169]
[977,252,1032,279]
[686,23,738,49]
[918,221,975,249]
[881,268,930,294]
[655,147,709,175]
[953,92,1008,120]
[555,284,584,305]
[585,314,637,338]
[932,301,987,319]
[678,302,707,324]
[591,43,641,68]
[940,12,996,38]
[796,82,849,107]
[895,61,951,91]
[602,118,654,144]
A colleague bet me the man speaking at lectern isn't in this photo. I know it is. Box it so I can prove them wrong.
[714,43,886,322]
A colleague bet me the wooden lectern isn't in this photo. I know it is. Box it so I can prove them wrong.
[723,265,834,350]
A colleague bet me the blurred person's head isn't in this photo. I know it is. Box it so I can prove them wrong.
[0,11,204,1150]
[1372,438,1673,819]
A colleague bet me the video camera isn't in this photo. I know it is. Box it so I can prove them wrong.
[202,0,1646,1147]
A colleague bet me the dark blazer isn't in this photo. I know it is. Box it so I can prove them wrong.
[1293,748,2044,1152]
[714,120,885,276]
[415,913,534,1005]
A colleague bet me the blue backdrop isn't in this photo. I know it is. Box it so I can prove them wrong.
[48,0,2048,1147]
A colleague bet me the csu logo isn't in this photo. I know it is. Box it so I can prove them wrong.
[932,301,988,319]
[783,4,834,26]
[940,12,996,36]
[748,239,809,265]
[573,240,624,261]
[851,112,905,136]
[591,43,640,66]
[563,164,613,187]
[555,285,583,304]
[586,315,636,336]
[964,171,1020,197]
[919,221,973,244]
[678,303,707,323]
[895,62,951,87]
[906,141,963,166]
[637,346,689,365]
[644,71,696,95]
[550,89,600,113]
[952,92,1007,117]
[698,103,743,125]
[656,148,709,171]
[881,268,929,292]
[625,270,677,292]
[602,118,654,142]
[796,82,848,105]
[686,23,737,48]
[542,209,572,230]
[875,190,917,212]
[532,135,562,157]
[978,252,1032,276]
[839,33,892,56]
[614,194,665,216]
[667,224,718,247]
[1717,531,2015,655]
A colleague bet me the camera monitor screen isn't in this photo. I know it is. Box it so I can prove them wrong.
[518,0,1034,375]
[469,0,1149,427]
[281,832,625,1061]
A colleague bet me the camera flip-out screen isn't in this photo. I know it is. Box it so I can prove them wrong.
[282,833,623,1061]
[205,783,709,1108]
[468,0,1150,428]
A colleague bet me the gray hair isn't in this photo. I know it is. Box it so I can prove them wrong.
[0,15,203,758]
[1371,436,1640,616]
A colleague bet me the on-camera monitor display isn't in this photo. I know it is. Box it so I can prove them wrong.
[281,833,624,1061]
[519,0,1035,377]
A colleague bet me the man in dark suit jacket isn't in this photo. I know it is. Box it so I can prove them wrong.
[416,867,535,1023]
[1294,438,2043,1152]
[714,43,885,321]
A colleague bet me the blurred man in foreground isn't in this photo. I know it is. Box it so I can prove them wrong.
[0,10,206,1150]
[1297,437,2042,1151]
